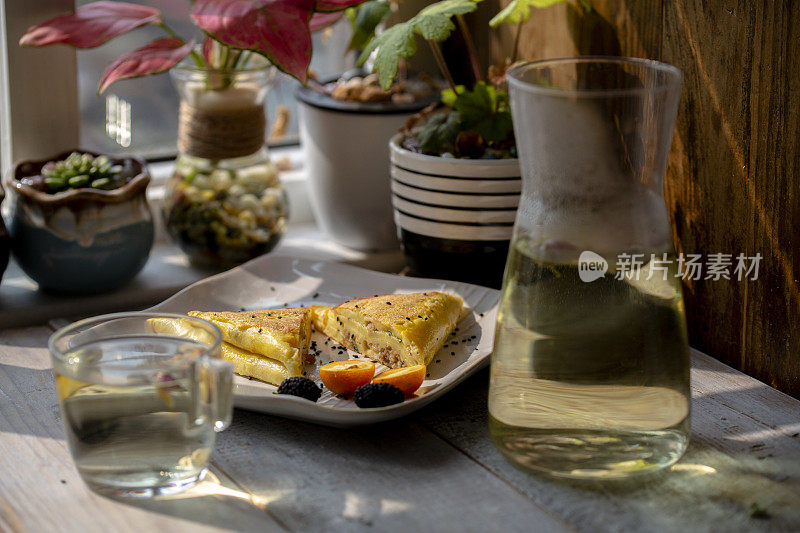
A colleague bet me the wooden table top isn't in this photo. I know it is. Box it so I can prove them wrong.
[1,324,799,532]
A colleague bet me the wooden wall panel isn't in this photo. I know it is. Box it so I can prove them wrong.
[474,1,800,396]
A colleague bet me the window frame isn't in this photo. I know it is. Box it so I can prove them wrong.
[0,0,80,178]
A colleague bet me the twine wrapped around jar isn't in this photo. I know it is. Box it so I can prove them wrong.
[177,101,266,160]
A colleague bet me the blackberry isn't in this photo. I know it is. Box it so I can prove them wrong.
[277,377,322,402]
[353,383,404,408]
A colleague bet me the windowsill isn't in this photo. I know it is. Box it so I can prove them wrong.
[0,147,405,329]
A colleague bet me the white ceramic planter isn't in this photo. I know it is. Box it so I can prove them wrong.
[296,84,433,251]
[389,134,521,287]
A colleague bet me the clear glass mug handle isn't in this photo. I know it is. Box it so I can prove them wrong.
[193,356,234,431]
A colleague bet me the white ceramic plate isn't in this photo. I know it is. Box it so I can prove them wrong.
[149,254,500,427]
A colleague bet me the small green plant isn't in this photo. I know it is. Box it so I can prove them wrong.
[356,0,571,158]
[41,153,125,192]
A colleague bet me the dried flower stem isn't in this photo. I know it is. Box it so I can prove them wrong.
[511,20,523,63]
[456,15,482,82]
[428,41,458,92]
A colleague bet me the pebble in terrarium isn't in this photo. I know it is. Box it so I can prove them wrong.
[165,151,287,268]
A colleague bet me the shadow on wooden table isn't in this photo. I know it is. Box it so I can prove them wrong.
[417,368,800,531]
[200,409,473,531]
[103,470,284,531]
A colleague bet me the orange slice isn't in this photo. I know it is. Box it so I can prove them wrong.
[319,360,375,396]
[372,365,426,396]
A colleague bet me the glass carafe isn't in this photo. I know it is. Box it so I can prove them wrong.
[489,58,689,479]
[164,58,287,268]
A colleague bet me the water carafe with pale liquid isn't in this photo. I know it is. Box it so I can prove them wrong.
[489,58,690,479]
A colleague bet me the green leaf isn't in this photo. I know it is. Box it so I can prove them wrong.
[473,109,513,142]
[417,0,482,19]
[489,0,566,28]
[418,111,462,154]
[439,82,514,143]
[358,0,482,89]
[347,0,391,51]
[440,85,466,107]
[358,23,417,90]
[414,14,455,41]
[449,81,496,123]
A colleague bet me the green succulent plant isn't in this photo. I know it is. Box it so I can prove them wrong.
[355,0,573,158]
[41,152,124,193]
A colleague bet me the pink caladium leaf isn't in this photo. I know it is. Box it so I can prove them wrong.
[192,0,316,83]
[310,11,344,32]
[315,0,369,12]
[19,1,161,49]
[98,38,193,94]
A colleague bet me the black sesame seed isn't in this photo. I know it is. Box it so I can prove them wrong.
[436,359,441,363]
[258,328,262,333]
[451,352,455,356]
[313,292,319,298]
[239,307,246,311]
[386,302,392,305]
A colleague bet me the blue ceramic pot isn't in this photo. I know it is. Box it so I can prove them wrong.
[6,152,154,293]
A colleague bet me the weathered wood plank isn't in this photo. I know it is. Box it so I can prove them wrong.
[210,409,569,533]
[418,349,800,532]
[0,327,284,533]
[479,1,662,65]
[737,0,800,394]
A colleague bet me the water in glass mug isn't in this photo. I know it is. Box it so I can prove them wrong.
[489,233,691,479]
[55,336,217,494]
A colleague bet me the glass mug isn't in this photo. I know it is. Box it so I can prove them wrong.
[49,313,233,496]
[489,57,690,479]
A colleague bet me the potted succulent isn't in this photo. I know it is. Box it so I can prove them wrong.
[295,0,439,251]
[5,151,153,293]
[358,0,567,287]
[21,0,367,268]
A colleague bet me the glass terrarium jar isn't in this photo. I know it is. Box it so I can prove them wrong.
[164,58,287,268]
